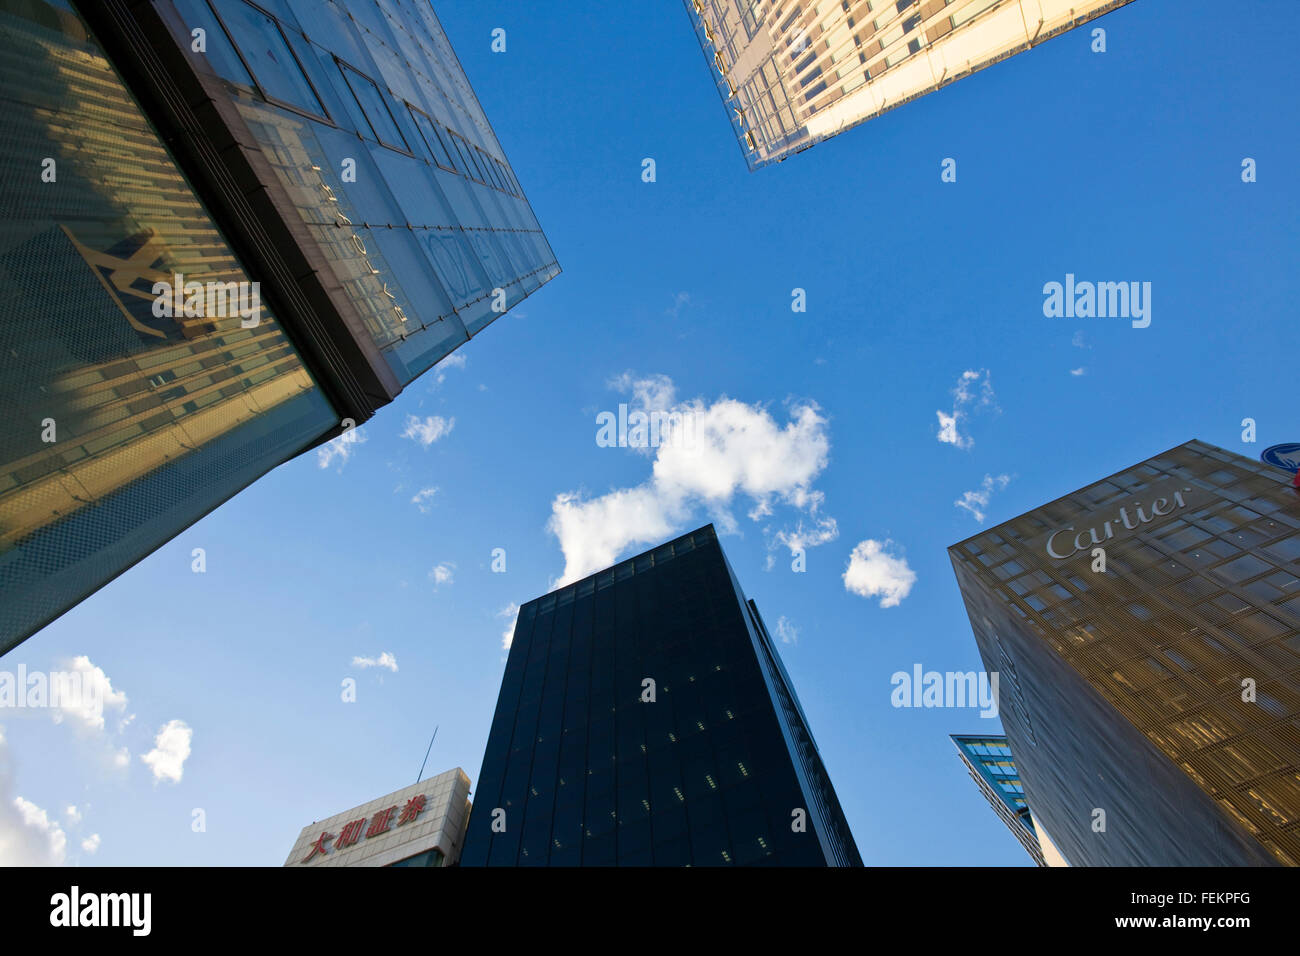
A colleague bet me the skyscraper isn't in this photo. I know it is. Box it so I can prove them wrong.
[683,0,1136,168]
[950,734,1047,866]
[0,0,558,653]
[950,440,1300,866]
[461,524,862,866]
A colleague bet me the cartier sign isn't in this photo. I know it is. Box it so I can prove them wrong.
[1043,485,1195,560]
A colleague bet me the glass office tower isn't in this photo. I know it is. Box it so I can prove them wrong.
[461,524,862,866]
[950,440,1300,866]
[683,0,1135,169]
[951,734,1046,866]
[0,0,558,653]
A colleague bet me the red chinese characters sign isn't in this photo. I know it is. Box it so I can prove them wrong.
[300,794,427,863]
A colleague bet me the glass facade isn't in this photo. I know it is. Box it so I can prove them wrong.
[951,440,1300,865]
[0,0,338,650]
[461,524,862,866]
[683,0,1136,169]
[0,0,558,653]
[951,734,1046,866]
[162,0,559,384]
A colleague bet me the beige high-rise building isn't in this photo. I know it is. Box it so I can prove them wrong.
[683,0,1136,168]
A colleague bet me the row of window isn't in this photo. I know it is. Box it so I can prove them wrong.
[189,0,523,198]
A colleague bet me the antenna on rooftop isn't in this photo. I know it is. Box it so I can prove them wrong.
[416,725,438,785]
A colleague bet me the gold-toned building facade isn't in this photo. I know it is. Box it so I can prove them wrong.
[684,0,1136,167]
[951,440,1300,865]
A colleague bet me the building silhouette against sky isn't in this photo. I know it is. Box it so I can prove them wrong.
[461,524,862,866]
[951,440,1300,865]
[0,0,558,653]
[683,0,1136,168]
[951,734,1048,866]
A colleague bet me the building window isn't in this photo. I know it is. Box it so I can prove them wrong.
[337,61,410,152]
[214,0,327,119]
[408,105,457,172]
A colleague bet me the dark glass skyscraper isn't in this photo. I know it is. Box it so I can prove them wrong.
[0,0,558,653]
[951,440,1300,866]
[461,524,862,866]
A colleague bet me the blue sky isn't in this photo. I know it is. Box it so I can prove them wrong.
[2,0,1297,867]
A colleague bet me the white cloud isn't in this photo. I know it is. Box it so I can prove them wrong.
[1072,330,1090,349]
[317,424,366,471]
[140,720,192,785]
[843,539,916,608]
[351,652,398,672]
[411,487,438,513]
[429,562,454,589]
[432,351,467,386]
[549,378,834,585]
[4,797,67,866]
[935,369,995,449]
[80,834,100,854]
[64,805,81,824]
[498,603,520,650]
[769,515,839,568]
[1070,367,1087,377]
[402,414,455,447]
[774,616,798,645]
[955,474,1012,523]
[49,656,128,733]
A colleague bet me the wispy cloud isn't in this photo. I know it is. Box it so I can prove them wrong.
[411,487,438,513]
[401,415,455,448]
[954,474,1012,523]
[774,616,798,645]
[1070,367,1087,377]
[352,652,398,672]
[317,424,366,471]
[665,291,691,318]
[935,369,996,449]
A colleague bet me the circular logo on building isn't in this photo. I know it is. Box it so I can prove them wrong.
[1261,443,1300,474]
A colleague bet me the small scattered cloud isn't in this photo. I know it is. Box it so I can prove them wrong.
[351,652,398,672]
[498,603,520,650]
[80,834,100,854]
[1072,330,1090,349]
[411,487,438,513]
[954,474,1012,524]
[140,720,192,785]
[317,424,366,471]
[64,805,81,824]
[665,291,691,318]
[935,369,996,449]
[402,415,455,448]
[429,562,455,589]
[773,616,798,645]
[1070,367,1086,377]
[843,539,916,608]
[431,351,467,387]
